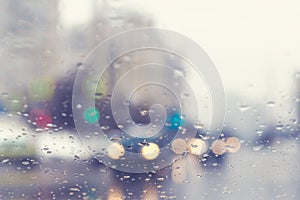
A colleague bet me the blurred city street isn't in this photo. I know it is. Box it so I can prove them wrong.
[0,119,299,199]
[0,0,300,199]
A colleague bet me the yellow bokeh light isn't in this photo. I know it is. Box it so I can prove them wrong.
[107,143,125,160]
[188,138,207,156]
[171,138,187,154]
[225,137,241,153]
[141,142,160,160]
[211,139,226,155]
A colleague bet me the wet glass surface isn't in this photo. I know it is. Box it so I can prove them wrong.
[0,0,300,199]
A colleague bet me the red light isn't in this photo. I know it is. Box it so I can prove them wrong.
[29,108,52,129]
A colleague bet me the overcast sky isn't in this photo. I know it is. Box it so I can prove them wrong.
[61,0,300,98]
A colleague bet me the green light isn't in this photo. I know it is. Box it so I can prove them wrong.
[83,107,100,124]
[28,78,54,101]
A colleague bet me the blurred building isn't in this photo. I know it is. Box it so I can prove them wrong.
[0,1,62,115]
[295,72,300,135]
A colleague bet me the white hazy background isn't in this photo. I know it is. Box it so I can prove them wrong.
[60,0,300,128]
[61,0,300,96]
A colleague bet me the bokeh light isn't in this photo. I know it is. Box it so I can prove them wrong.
[27,78,54,101]
[167,113,182,129]
[188,138,208,156]
[83,107,100,124]
[171,138,187,155]
[141,142,160,160]
[211,139,226,155]
[225,137,241,153]
[107,143,125,160]
[29,108,52,129]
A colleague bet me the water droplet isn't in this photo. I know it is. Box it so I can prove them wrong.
[180,93,190,99]
[140,110,148,116]
[275,124,284,131]
[193,123,204,129]
[239,105,250,112]
[266,101,276,107]
[173,69,184,79]
[290,118,297,124]
[95,92,103,99]
[156,177,165,182]
[1,158,9,164]
[69,187,80,192]
[252,144,264,151]
[21,161,29,165]
[123,175,130,179]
